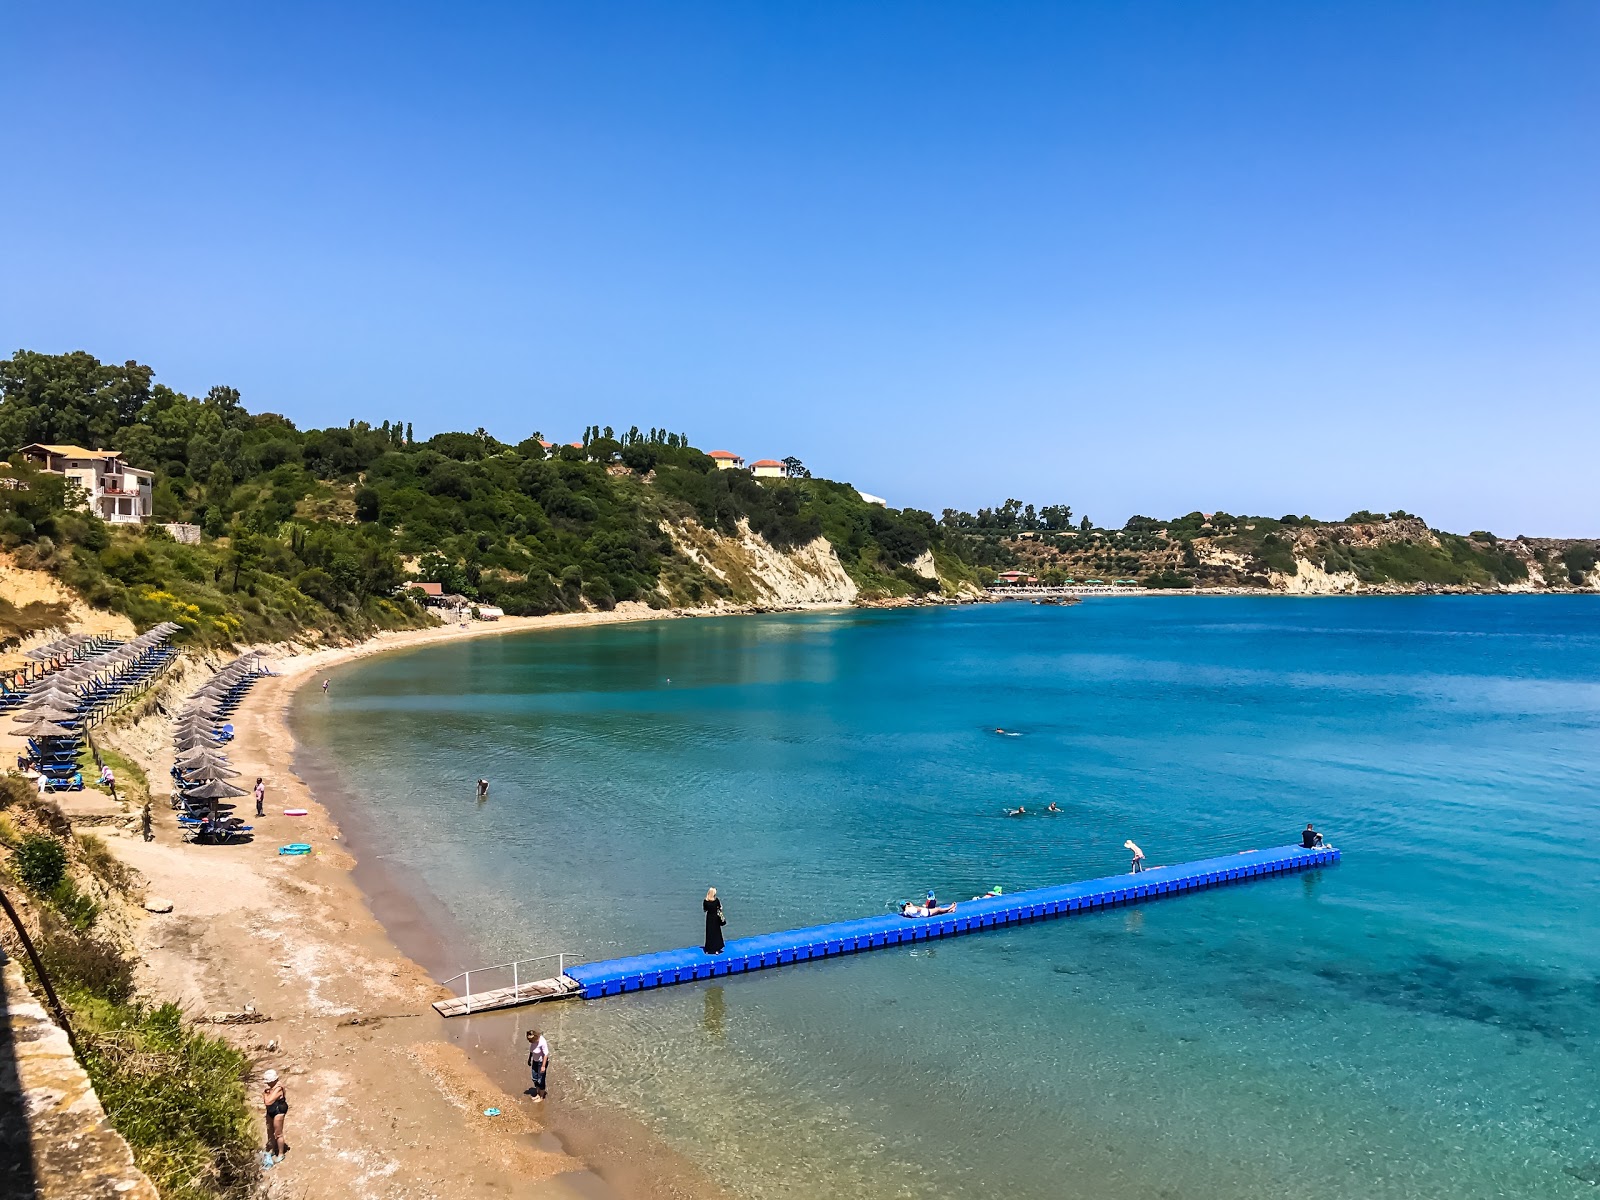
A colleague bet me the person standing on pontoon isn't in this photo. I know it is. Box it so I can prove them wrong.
[703,887,726,954]
[1125,839,1146,873]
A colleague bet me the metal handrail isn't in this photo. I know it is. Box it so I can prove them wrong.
[440,952,578,1014]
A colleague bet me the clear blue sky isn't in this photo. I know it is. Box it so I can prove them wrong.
[3,2,1597,534]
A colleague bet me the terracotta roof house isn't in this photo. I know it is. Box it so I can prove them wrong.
[707,450,745,471]
[18,444,153,525]
[750,459,786,478]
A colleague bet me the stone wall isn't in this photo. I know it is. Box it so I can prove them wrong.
[0,947,158,1200]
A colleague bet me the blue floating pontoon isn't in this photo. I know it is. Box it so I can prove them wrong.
[564,843,1338,1000]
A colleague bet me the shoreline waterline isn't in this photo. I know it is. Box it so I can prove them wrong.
[288,676,737,1200]
[271,603,815,1199]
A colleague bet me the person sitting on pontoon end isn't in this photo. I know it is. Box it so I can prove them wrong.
[1301,823,1324,849]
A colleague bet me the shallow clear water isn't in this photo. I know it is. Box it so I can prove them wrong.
[293,598,1600,1199]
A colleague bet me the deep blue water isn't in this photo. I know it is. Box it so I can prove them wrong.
[293,598,1600,1199]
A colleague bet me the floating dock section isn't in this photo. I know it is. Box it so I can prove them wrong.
[552,843,1337,1003]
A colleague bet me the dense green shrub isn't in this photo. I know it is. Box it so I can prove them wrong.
[84,1002,260,1199]
[49,876,101,932]
[14,832,67,892]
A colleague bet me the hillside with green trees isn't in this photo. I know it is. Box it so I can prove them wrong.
[945,504,1598,592]
[0,349,976,645]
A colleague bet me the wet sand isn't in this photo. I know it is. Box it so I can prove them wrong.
[80,606,756,1200]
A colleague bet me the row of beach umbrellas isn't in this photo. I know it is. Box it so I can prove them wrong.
[171,652,266,801]
[11,624,182,739]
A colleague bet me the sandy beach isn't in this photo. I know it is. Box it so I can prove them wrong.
[48,605,762,1200]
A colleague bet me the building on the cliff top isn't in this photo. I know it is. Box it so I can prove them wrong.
[708,450,746,471]
[18,444,153,525]
[750,459,786,478]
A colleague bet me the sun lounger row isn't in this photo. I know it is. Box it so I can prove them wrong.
[12,623,183,786]
[167,652,269,847]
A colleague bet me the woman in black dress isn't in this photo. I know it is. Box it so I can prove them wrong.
[703,887,725,954]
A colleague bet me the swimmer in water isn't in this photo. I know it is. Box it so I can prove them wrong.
[1046,802,1061,813]
[1006,805,1027,817]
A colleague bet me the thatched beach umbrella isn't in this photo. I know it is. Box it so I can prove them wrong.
[180,763,240,780]
[12,717,78,739]
[15,704,80,723]
[174,752,232,771]
[183,778,247,801]
[177,764,235,782]
[173,735,225,753]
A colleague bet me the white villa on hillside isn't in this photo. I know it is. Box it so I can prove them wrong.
[20,444,153,525]
[750,459,786,478]
[708,450,745,471]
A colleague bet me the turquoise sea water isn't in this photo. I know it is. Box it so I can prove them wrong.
[292,598,1600,1199]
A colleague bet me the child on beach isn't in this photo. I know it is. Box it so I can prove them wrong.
[527,1030,550,1102]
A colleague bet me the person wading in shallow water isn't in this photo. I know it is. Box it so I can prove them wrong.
[703,887,726,954]
[526,1029,550,1102]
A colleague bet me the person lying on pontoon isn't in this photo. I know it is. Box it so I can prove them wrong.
[1301,824,1324,848]
[900,900,957,918]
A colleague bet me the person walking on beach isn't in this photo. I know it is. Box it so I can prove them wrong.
[261,1068,289,1164]
[140,801,152,842]
[526,1029,550,1102]
[1125,839,1146,873]
[703,887,726,954]
[254,777,266,818]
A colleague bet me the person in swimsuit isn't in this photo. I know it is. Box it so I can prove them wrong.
[262,1069,289,1162]
[1046,802,1061,813]
[901,900,957,917]
[254,777,266,817]
[1006,805,1027,817]
[476,778,490,801]
[1126,840,1146,873]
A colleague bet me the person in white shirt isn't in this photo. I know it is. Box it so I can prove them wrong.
[526,1029,550,1101]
